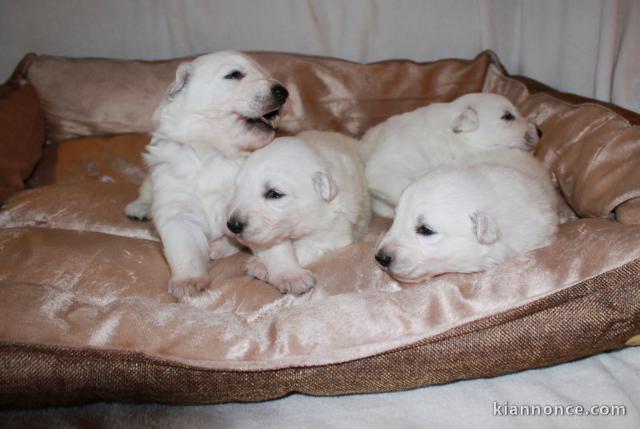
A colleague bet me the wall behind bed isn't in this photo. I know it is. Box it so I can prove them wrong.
[1,0,638,112]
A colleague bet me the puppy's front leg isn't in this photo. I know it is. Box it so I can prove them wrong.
[245,241,315,295]
[125,176,153,220]
[158,219,210,299]
[208,235,242,260]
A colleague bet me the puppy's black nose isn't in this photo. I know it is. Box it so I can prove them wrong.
[271,84,288,103]
[227,217,244,234]
[375,250,392,268]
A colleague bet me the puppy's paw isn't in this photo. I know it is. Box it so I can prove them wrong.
[125,201,151,221]
[270,269,316,295]
[168,275,211,300]
[208,237,241,260]
[244,256,269,282]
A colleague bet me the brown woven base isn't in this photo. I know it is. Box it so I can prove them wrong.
[2,258,639,409]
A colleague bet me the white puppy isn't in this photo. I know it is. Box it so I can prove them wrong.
[124,51,288,299]
[375,149,559,283]
[226,131,371,294]
[360,93,541,218]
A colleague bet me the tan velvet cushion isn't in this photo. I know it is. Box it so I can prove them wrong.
[483,64,640,220]
[2,135,640,408]
[616,199,640,225]
[0,181,639,407]
[28,133,149,187]
[0,82,46,202]
[23,50,640,221]
[0,182,157,241]
[1,51,640,408]
[25,57,188,141]
[24,51,497,141]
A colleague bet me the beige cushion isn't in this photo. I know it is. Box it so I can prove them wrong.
[29,133,149,187]
[25,51,498,141]
[1,181,639,370]
[483,64,640,220]
[616,199,640,225]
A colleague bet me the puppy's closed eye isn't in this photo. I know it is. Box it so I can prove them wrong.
[264,189,285,199]
[416,225,436,236]
[224,70,245,80]
[501,111,515,121]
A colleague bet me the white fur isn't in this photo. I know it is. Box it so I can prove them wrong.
[227,131,371,294]
[360,93,540,217]
[124,51,287,299]
[376,150,560,283]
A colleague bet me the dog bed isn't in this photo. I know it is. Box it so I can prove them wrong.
[0,51,639,408]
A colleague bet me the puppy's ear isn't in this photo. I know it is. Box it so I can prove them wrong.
[470,211,500,245]
[312,171,337,201]
[167,63,193,99]
[452,106,479,133]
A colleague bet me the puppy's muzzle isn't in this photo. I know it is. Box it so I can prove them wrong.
[375,249,393,268]
[271,84,288,104]
[524,123,542,149]
[227,216,245,235]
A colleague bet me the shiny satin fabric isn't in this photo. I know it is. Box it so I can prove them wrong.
[249,51,497,138]
[24,51,497,141]
[25,56,189,141]
[616,198,640,225]
[28,133,149,187]
[22,51,640,221]
[0,193,639,369]
[0,182,157,241]
[1,132,640,369]
[483,64,640,222]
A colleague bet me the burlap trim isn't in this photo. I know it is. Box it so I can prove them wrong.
[2,257,638,409]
